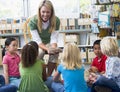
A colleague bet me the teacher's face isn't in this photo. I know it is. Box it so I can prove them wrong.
[40,6,52,22]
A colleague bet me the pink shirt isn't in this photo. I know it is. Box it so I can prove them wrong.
[3,52,20,77]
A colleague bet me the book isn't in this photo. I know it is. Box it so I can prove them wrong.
[98,0,110,4]
[114,22,120,32]
[112,4,120,17]
[91,23,99,33]
[98,11,110,28]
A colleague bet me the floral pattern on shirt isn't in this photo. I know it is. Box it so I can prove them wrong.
[105,56,120,88]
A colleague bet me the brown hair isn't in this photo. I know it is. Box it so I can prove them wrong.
[37,0,56,33]
[21,41,39,67]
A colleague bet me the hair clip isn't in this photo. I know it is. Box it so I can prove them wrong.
[28,44,31,46]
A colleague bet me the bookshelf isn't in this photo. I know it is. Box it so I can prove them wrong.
[59,18,96,63]
[59,18,93,45]
[0,18,30,47]
[0,19,30,65]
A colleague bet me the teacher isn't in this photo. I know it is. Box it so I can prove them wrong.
[28,0,60,76]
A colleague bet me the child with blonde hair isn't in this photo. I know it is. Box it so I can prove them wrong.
[51,43,88,92]
[90,37,120,92]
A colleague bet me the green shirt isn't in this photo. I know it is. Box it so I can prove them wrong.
[18,59,49,92]
[28,15,60,44]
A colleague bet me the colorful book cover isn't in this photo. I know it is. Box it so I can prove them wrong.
[114,22,120,32]
[98,11,110,27]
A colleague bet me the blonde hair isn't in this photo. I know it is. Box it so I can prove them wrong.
[100,37,119,56]
[62,43,82,70]
[37,0,56,33]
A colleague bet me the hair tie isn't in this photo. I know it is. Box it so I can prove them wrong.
[28,44,31,46]
[27,43,36,50]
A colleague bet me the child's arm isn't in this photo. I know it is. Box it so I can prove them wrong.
[89,66,98,73]
[53,71,61,82]
[88,72,98,84]
[3,64,9,84]
[100,71,105,74]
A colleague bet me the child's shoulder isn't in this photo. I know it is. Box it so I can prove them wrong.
[92,56,98,61]
[112,56,120,62]
[36,59,44,64]
[3,53,9,59]
[102,54,107,58]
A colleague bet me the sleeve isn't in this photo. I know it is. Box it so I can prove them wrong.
[30,30,42,44]
[2,56,8,64]
[50,17,60,44]
[50,31,59,44]
[28,15,38,30]
[57,64,62,74]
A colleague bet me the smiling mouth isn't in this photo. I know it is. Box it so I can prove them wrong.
[44,17,48,19]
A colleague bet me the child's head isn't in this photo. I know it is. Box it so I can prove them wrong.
[5,37,18,54]
[21,41,39,67]
[100,37,119,57]
[62,43,82,70]
[93,40,103,57]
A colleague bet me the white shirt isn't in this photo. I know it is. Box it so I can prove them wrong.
[30,21,59,44]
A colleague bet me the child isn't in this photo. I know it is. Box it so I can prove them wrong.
[2,37,21,88]
[52,43,88,92]
[87,40,107,86]
[18,41,49,92]
[89,40,107,74]
[91,37,120,92]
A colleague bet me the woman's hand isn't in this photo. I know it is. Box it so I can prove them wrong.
[48,48,62,55]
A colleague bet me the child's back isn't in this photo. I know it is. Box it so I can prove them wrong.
[18,41,49,92]
[19,59,48,92]
[57,64,87,92]
[52,43,88,92]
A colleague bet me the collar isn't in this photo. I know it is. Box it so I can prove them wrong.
[6,52,18,59]
[97,54,105,62]
[42,20,50,30]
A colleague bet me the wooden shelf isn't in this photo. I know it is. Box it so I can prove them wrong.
[59,45,93,48]
[0,23,23,30]
[59,29,91,33]
[95,1,120,5]
[0,33,24,37]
